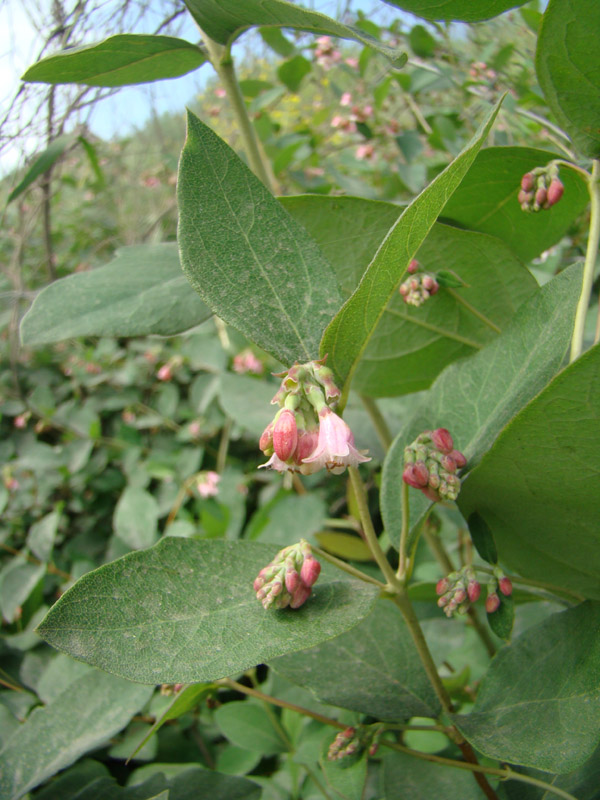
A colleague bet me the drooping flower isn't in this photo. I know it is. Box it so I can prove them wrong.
[302,407,371,474]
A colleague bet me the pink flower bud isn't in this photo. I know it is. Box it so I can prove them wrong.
[412,461,430,486]
[449,449,467,469]
[294,428,319,463]
[436,577,450,595]
[273,410,298,462]
[454,587,467,604]
[498,576,513,596]
[547,179,564,206]
[467,580,481,603]
[486,592,500,613]
[535,186,547,207]
[431,428,454,454]
[422,274,435,291]
[402,464,422,489]
[517,189,530,205]
[300,556,321,587]
[520,172,535,192]
[290,582,311,609]
[408,259,420,274]
[440,454,456,473]
[253,575,265,592]
[157,364,172,381]
[285,568,301,593]
[399,283,409,296]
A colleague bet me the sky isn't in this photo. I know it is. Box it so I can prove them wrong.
[0,0,407,174]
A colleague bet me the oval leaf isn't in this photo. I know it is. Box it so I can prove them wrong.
[21,35,207,87]
[381,0,527,22]
[7,136,74,204]
[178,110,343,365]
[36,538,379,683]
[20,244,211,346]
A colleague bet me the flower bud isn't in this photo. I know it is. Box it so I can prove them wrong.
[259,422,274,454]
[449,449,467,469]
[408,259,420,274]
[294,428,318,463]
[402,464,423,489]
[498,576,513,596]
[486,592,500,613]
[547,179,564,207]
[454,587,467,604]
[535,186,547,208]
[273,410,298,462]
[300,556,321,587]
[467,580,481,603]
[436,577,450,595]
[285,568,301,594]
[431,428,454,454]
[520,172,535,192]
[290,582,311,609]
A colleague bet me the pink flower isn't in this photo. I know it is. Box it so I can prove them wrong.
[157,364,172,381]
[345,57,359,69]
[197,471,220,498]
[13,414,27,429]
[340,92,352,106]
[214,87,226,98]
[258,452,291,473]
[233,349,263,375]
[273,410,298,462]
[355,143,375,161]
[302,407,371,474]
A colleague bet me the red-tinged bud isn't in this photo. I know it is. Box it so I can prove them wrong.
[437,592,451,607]
[517,189,529,205]
[290,582,311,609]
[368,742,379,756]
[535,186,547,207]
[399,283,409,296]
[520,172,535,192]
[547,179,564,206]
[468,580,481,603]
[412,460,430,487]
[408,259,420,274]
[431,428,454,454]
[285,568,301,593]
[344,727,356,738]
[498,576,513,596]
[422,486,441,503]
[454,587,467,604]
[410,278,419,291]
[486,592,500,613]
[157,364,172,381]
[253,575,265,592]
[450,449,467,469]
[422,274,435,291]
[402,464,421,489]
[273,410,298,462]
[294,428,318,463]
[259,422,274,453]
[300,556,321,587]
[440,454,456,473]
[428,473,440,490]
[436,577,450,595]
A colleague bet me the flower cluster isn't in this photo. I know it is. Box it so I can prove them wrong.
[402,428,466,502]
[196,471,220,499]
[327,725,381,763]
[259,360,370,475]
[253,539,321,610]
[314,36,342,69]
[233,348,264,375]
[436,567,481,618]
[436,566,513,618]
[518,165,564,212]
[399,259,439,307]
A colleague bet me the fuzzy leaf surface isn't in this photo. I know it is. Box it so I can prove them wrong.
[381,1,526,22]
[178,111,343,366]
[454,602,600,772]
[37,538,379,683]
[458,343,600,599]
[270,599,440,719]
[442,147,589,262]
[320,98,503,394]
[20,244,210,345]
[383,751,483,798]
[381,265,582,549]
[183,0,406,65]
[536,0,600,158]
[21,35,207,87]
[0,667,152,800]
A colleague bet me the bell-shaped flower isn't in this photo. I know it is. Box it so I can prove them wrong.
[302,407,371,474]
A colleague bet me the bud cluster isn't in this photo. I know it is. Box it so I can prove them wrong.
[253,539,321,610]
[327,725,381,763]
[485,567,513,613]
[518,165,564,212]
[402,428,466,502]
[399,259,439,307]
[436,567,481,618]
[259,359,370,475]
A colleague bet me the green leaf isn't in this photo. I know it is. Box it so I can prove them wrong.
[37,538,379,683]
[277,55,311,93]
[505,741,600,800]
[0,558,45,624]
[441,147,590,262]
[259,27,295,57]
[178,111,343,366]
[314,531,373,562]
[217,373,275,438]
[21,35,207,87]
[454,602,600,773]
[381,264,583,550]
[458,342,600,600]
[536,0,600,158]
[320,736,367,799]
[467,512,498,565]
[381,0,527,22]
[408,25,437,58]
[271,599,440,719]
[383,750,484,798]
[7,135,73,204]
[246,492,327,546]
[0,667,151,799]
[183,0,407,66]
[487,593,514,641]
[319,98,503,396]
[215,702,290,754]
[27,509,60,563]
[20,244,211,346]
[113,487,160,550]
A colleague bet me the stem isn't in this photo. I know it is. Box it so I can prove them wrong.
[311,545,386,589]
[200,33,276,192]
[474,566,585,603]
[397,482,410,580]
[570,159,600,362]
[381,741,579,800]
[216,417,232,474]
[323,517,360,531]
[551,159,591,182]
[360,394,393,452]
[348,466,400,590]
[447,289,501,334]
